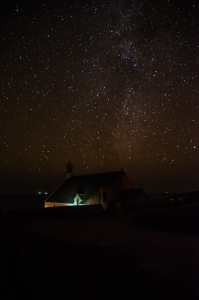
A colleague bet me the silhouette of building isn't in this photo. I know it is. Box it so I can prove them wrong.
[45,165,148,210]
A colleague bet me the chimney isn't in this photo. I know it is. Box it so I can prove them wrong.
[65,159,73,178]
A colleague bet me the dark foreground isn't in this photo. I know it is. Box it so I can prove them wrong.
[1,204,199,300]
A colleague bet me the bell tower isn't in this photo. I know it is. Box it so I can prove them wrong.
[65,159,73,178]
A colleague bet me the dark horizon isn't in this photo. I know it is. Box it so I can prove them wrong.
[1,167,199,194]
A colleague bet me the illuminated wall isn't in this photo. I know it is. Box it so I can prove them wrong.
[44,202,73,208]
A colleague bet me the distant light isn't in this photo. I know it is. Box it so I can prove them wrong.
[193,146,197,149]
[38,191,42,194]
[44,192,48,194]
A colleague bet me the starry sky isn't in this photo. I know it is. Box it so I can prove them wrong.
[1,0,199,193]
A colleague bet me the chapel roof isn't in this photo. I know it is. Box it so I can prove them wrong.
[45,170,124,203]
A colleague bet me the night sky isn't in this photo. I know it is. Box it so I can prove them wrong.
[1,0,199,193]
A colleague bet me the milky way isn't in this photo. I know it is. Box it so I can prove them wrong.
[1,0,199,192]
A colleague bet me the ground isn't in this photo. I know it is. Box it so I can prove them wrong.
[1,203,199,299]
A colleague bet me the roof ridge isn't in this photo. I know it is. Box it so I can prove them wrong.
[44,177,66,202]
[71,170,123,177]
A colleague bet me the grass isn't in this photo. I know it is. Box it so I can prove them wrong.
[131,203,199,235]
[1,203,199,299]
